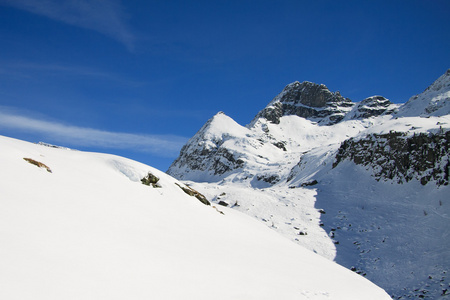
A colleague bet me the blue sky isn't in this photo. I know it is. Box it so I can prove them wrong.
[0,0,449,171]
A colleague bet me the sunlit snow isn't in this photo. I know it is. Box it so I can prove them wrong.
[0,135,390,299]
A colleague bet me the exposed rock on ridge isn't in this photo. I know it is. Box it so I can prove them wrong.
[250,81,399,126]
[345,96,398,120]
[250,81,354,125]
[167,112,247,180]
[333,130,450,186]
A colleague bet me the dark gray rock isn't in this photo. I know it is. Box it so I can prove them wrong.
[256,174,280,184]
[251,81,354,125]
[347,96,397,119]
[167,113,245,179]
[333,130,450,186]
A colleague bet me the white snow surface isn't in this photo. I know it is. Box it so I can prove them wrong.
[396,69,450,117]
[167,71,450,299]
[0,135,391,300]
[172,112,450,299]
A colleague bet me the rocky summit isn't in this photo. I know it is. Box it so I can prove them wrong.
[345,95,398,120]
[168,69,450,299]
[250,81,355,125]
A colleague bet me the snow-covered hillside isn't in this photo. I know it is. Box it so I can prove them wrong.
[0,135,391,299]
[168,70,450,299]
[396,69,450,117]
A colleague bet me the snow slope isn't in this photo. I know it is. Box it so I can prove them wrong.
[175,114,450,299]
[313,160,450,299]
[0,135,391,300]
[167,70,450,299]
[396,69,450,117]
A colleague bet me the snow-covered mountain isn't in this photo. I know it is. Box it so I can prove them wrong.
[396,69,450,117]
[168,69,450,299]
[0,135,392,299]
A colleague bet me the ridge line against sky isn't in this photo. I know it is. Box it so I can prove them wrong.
[0,107,187,157]
[1,0,449,170]
[0,0,135,51]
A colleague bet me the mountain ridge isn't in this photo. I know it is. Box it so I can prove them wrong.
[167,69,450,299]
[0,134,393,299]
[396,69,450,117]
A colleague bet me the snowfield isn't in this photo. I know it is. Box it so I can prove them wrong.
[167,70,450,299]
[0,135,391,299]
[173,113,450,299]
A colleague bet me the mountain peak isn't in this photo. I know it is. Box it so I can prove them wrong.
[396,69,450,117]
[273,81,346,108]
[200,111,244,136]
[167,71,450,300]
[344,95,398,120]
[167,111,250,180]
[250,81,354,126]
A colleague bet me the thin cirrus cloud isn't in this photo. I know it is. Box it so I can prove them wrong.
[0,0,135,51]
[0,62,145,86]
[0,108,187,157]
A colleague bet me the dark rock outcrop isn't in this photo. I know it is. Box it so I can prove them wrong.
[333,130,450,186]
[347,96,397,119]
[251,81,354,125]
[175,183,210,205]
[141,172,161,188]
[256,174,280,184]
[167,112,247,180]
[23,158,52,173]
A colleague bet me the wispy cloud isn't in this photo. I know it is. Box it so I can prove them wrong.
[0,108,187,157]
[0,61,144,86]
[0,0,135,51]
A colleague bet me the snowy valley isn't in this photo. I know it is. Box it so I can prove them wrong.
[167,70,450,299]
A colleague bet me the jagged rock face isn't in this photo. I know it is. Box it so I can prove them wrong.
[333,130,450,186]
[172,142,243,176]
[167,111,303,184]
[251,81,354,125]
[168,133,245,179]
[346,96,398,120]
[167,112,248,180]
